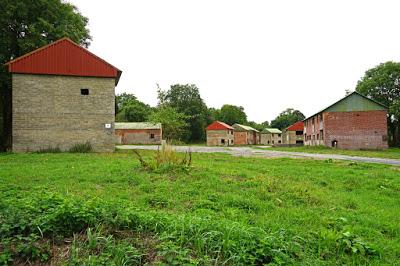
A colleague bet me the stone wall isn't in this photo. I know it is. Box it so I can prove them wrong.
[260,133,282,145]
[207,129,234,146]
[12,74,115,152]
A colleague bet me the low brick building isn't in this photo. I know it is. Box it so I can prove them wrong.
[282,121,304,145]
[115,122,162,145]
[206,121,234,146]
[233,124,260,145]
[304,92,388,150]
[260,128,282,145]
[5,38,121,152]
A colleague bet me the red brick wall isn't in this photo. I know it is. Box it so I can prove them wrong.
[323,110,388,150]
[234,131,247,145]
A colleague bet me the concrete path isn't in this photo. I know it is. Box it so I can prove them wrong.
[116,145,400,166]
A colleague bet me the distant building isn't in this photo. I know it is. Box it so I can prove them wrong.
[233,124,260,145]
[115,122,162,145]
[206,121,234,146]
[260,128,282,145]
[283,121,304,145]
[304,91,388,150]
[5,38,121,152]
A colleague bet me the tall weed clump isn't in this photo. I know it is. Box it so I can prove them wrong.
[133,142,192,172]
[69,141,92,153]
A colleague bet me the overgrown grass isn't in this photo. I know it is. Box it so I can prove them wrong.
[68,141,93,153]
[269,145,400,159]
[0,151,399,264]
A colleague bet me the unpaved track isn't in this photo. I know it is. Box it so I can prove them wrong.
[117,145,400,166]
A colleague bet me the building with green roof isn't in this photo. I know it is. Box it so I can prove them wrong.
[260,128,282,145]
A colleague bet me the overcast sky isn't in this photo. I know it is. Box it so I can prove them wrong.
[69,0,400,122]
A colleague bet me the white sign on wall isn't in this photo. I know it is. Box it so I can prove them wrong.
[105,123,111,129]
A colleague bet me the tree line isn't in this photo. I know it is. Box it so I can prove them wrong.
[115,84,306,143]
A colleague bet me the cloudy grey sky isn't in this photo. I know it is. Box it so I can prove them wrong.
[69,0,400,122]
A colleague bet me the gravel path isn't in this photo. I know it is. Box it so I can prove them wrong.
[116,145,400,166]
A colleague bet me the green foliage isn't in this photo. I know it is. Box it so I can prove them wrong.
[36,146,62,153]
[0,0,91,151]
[158,84,209,142]
[69,141,92,153]
[356,61,400,146]
[149,106,189,141]
[215,104,247,125]
[115,93,152,122]
[270,108,305,130]
[1,152,399,264]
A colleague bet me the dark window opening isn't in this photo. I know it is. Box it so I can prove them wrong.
[278,140,281,143]
[278,134,281,137]
[150,133,155,139]
[221,139,225,144]
[296,140,304,144]
[331,140,338,148]
[81,88,89,95]
[296,131,303,135]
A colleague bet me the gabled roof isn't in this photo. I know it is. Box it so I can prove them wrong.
[286,121,304,131]
[5,37,122,85]
[115,122,161,130]
[261,128,282,134]
[304,91,388,120]
[206,121,234,130]
[233,124,259,132]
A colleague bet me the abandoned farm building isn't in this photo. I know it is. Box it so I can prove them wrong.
[283,121,304,145]
[304,91,388,150]
[5,38,121,152]
[233,124,260,145]
[260,128,282,145]
[206,121,234,146]
[115,122,162,145]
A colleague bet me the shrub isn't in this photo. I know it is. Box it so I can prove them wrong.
[69,141,92,153]
[36,146,61,153]
[133,142,192,172]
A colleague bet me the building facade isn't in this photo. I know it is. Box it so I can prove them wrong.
[304,92,388,150]
[233,124,260,145]
[115,122,162,145]
[260,128,282,145]
[282,121,304,145]
[6,38,121,152]
[206,121,234,146]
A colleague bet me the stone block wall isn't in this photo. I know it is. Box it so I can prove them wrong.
[207,129,234,146]
[115,129,162,145]
[12,74,115,152]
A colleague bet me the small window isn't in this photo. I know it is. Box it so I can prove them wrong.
[81,88,89,95]
[272,140,275,144]
[221,139,225,144]
[278,140,281,143]
[278,134,281,137]
[150,133,155,139]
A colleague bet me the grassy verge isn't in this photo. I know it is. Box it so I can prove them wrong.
[0,151,399,264]
[268,145,400,160]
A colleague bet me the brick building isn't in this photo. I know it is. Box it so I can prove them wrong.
[5,38,121,152]
[260,128,282,145]
[206,121,234,146]
[304,92,388,150]
[282,121,304,145]
[233,124,260,145]
[115,122,162,145]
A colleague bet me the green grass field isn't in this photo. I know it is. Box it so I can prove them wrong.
[269,146,400,160]
[1,151,399,265]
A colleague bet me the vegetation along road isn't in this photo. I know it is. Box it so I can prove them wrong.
[117,145,400,166]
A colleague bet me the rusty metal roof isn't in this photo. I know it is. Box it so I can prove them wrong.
[206,121,234,130]
[261,128,282,134]
[233,124,259,132]
[286,121,304,131]
[5,38,122,85]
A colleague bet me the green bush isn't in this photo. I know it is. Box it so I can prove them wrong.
[36,146,61,153]
[69,141,92,153]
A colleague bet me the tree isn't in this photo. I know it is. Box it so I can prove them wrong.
[216,104,247,125]
[148,106,189,141]
[270,108,305,130]
[115,93,152,122]
[158,84,209,142]
[246,121,264,131]
[356,61,400,146]
[0,0,91,151]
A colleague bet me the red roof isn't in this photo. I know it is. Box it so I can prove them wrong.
[5,38,122,85]
[206,121,234,130]
[286,121,304,131]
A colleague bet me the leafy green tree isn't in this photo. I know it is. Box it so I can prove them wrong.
[270,108,305,130]
[0,0,91,151]
[246,121,264,131]
[216,104,247,125]
[115,93,152,122]
[356,61,400,146]
[158,84,209,142]
[149,106,189,141]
